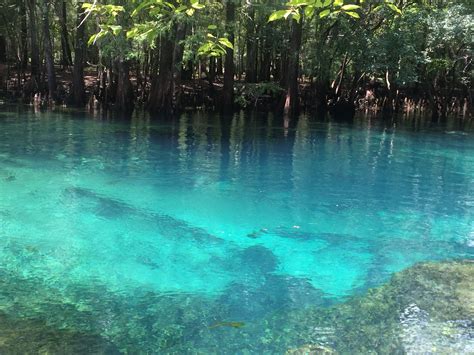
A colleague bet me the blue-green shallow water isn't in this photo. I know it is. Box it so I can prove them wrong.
[0,108,473,352]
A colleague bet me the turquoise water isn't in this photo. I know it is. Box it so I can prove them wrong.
[0,109,473,352]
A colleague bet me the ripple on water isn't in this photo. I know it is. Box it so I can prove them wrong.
[0,111,472,352]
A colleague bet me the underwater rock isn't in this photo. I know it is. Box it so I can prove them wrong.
[263,261,474,354]
[216,248,287,320]
[237,245,279,273]
[218,274,325,321]
[0,260,471,353]
[0,312,119,354]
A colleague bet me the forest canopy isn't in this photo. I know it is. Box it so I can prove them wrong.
[0,0,472,119]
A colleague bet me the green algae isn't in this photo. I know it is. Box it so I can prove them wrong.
[270,261,474,354]
[0,261,472,353]
[0,312,117,354]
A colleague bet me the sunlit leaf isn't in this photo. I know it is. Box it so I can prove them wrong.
[319,8,330,18]
[286,0,308,6]
[109,25,122,35]
[341,4,360,11]
[372,4,383,12]
[304,6,315,17]
[283,9,294,19]
[268,10,287,22]
[344,11,360,18]
[219,37,233,49]
[386,2,402,14]
[292,11,301,22]
[191,0,205,9]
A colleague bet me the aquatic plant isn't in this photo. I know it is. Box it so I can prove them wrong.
[0,261,471,353]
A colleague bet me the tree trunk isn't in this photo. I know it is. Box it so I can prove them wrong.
[258,25,272,82]
[115,59,134,112]
[172,23,186,109]
[0,35,6,63]
[148,35,174,113]
[223,0,235,110]
[58,0,72,66]
[148,23,186,114]
[245,5,257,83]
[27,0,40,87]
[283,17,302,116]
[209,57,216,83]
[40,0,57,102]
[72,0,86,106]
[278,53,288,88]
[217,57,223,77]
[20,0,28,70]
[0,37,5,92]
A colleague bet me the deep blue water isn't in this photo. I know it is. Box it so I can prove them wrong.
[0,108,473,352]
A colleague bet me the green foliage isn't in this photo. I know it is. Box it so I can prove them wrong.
[268,0,363,23]
[197,33,233,58]
[268,0,402,23]
[0,0,469,113]
[234,82,284,107]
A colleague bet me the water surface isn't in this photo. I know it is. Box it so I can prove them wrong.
[0,108,472,352]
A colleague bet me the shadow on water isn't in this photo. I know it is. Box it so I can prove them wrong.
[63,186,225,246]
[219,245,328,321]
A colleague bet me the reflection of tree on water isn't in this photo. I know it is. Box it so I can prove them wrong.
[0,110,473,353]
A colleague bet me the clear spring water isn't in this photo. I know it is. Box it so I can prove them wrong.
[0,108,473,352]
